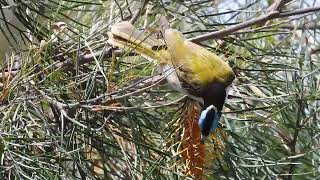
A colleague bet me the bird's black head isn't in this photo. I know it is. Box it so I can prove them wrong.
[198,82,227,141]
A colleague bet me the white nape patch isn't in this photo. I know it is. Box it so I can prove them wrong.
[206,105,216,113]
[158,64,204,104]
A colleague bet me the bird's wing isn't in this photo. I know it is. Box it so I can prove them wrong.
[107,21,170,64]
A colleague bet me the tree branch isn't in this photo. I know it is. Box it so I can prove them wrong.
[0,48,136,80]
[189,5,320,43]
[129,0,150,24]
[2,2,319,81]
[279,6,320,17]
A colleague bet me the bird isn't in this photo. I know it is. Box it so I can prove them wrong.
[107,19,235,142]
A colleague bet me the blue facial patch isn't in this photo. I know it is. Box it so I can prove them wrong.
[210,113,221,132]
[198,109,209,130]
[198,105,221,134]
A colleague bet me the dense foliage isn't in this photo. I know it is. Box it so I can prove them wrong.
[0,0,319,179]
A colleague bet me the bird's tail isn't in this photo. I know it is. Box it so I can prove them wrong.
[107,21,169,63]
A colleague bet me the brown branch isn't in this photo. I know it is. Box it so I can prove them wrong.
[45,47,136,71]
[0,48,136,80]
[189,11,280,42]
[129,10,141,25]
[230,22,320,35]
[279,23,320,30]
[267,0,287,12]
[279,6,320,17]
[189,5,320,43]
[2,2,319,80]
[129,0,150,24]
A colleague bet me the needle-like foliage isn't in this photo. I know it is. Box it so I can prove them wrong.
[0,0,319,179]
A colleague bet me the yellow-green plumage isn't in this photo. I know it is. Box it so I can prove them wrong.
[163,29,234,86]
[107,21,235,97]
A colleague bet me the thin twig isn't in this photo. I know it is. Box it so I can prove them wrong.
[129,0,150,24]
[189,5,320,42]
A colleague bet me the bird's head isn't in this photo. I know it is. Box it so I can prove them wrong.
[198,82,227,142]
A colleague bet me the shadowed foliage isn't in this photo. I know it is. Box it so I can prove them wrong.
[0,0,319,179]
